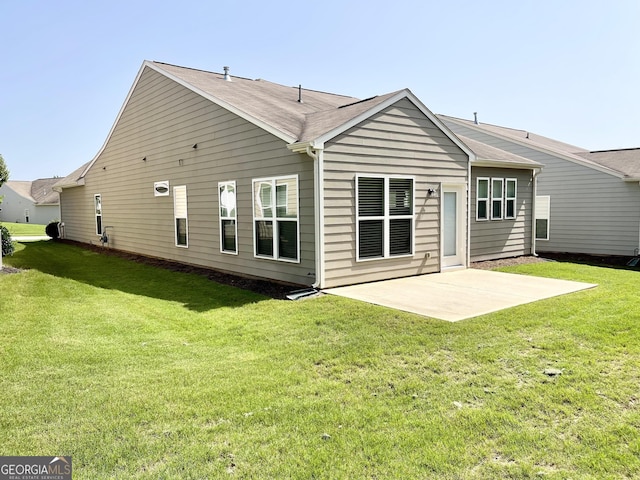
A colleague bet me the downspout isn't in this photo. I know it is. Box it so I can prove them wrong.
[305,145,325,289]
[466,156,473,268]
[531,167,542,256]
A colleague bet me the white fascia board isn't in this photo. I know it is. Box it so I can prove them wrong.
[444,117,625,180]
[287,140,324,154]
[472,159,543,170]
[52,178,85,192]
[146,62,297,144]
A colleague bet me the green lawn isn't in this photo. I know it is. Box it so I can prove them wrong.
[1,221,46,236]
[2,242,640,479]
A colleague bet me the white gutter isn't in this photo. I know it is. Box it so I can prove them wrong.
[531,167,542,256]
[467,157,472,268]
[288,142,325,289]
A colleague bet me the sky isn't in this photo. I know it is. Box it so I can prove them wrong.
[1,0,639,180]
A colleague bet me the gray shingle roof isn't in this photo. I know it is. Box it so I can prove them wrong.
[457,135,542,168]
[4,179,60,204]
[576,148,640,179]
[438,114,640,178]
[153,62,363,142]
[31,178,60,204]
[56,61,471,187]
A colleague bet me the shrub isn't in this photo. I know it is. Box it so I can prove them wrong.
[45,221,60,240]
[0,224,14,256]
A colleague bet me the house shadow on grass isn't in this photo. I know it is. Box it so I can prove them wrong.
[9,240,298,312]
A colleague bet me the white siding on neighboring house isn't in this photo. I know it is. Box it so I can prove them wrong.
[322,98,469,288]
[0,182,60,225]
[444,121,640,257]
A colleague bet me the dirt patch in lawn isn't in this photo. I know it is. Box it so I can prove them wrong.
[0,266,23,275]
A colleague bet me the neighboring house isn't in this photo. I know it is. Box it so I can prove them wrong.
[441,115,640,257]
[54,61,537,289]
[0,179,60,225]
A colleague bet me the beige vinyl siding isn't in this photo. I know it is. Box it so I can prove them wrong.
[470,167,533,261]
[60,66,315,286]
[322,98,469,288]
[445,121,640,257]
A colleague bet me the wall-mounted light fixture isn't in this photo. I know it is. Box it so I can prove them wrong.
[427,188,436,196]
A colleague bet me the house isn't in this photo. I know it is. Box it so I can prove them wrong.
[0,178,60,225]
[441,115,640,258]
[54,61,537,289]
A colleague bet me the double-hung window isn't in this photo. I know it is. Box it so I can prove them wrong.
[356,175,414,260]
[252,175,299,262]
[174,185,188,247]
[491,178,504,220]
[505,178,517,219]
[94,194,102,235]
[219,181,237,254]
[476,178,489,221]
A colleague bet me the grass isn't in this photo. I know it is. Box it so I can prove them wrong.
[2,241,640,479]
[1,221,46,236]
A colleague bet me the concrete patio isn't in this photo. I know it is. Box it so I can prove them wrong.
[324,269,597,321]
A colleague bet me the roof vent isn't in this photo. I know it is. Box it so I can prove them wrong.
[473,112,479,125]
[223,66,232,82]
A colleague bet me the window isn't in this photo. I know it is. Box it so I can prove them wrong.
[356,175,414,260]
[477,177,517,222]
[219,181,237,254]
[535,195,550,240]
[491,178,504,220]
[476,178,489,221]
[94,194,102,235]
[174,185,188,247]
[505,179,517,219]
[253,175,299,262]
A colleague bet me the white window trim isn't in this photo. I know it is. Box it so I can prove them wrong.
[219,181,238,255]
[94,194,102,235]
[476,177,489,221]
[535,195,551,241]
[355,174,415,262]
[252,174,300,263]
[491,178,504,220]
[173,185,188,248]
[505,178,517,220]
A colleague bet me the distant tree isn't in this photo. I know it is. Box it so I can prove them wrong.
[0,154,8,188]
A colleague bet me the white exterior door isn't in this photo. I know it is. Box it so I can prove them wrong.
[441,184,466,268]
